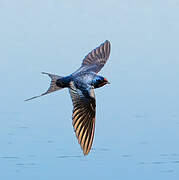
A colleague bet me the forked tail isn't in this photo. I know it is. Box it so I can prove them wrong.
[25,72,63,101]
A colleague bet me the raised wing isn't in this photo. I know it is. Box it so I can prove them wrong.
[81,40,111,73]
[69,82,96,155]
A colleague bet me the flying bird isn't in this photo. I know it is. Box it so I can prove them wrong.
[25,40,111,155]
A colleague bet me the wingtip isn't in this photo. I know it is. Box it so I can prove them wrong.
[83,150,89,156]
[105,40,111,45]
[103,40,111,52]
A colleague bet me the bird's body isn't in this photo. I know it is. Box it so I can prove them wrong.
[26,40,111,155]
[57,73,107,90]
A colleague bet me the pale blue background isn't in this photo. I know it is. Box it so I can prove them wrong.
[0,0,179,179]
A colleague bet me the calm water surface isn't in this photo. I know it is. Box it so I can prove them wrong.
[0,0,179,179]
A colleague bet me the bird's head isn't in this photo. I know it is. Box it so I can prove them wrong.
[93,76,110,88]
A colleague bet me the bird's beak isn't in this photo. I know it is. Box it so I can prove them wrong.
[104,78,110,84]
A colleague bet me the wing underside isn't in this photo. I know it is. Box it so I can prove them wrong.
[69,83,96,155]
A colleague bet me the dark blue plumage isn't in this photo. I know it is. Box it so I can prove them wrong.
[25,40,111,155]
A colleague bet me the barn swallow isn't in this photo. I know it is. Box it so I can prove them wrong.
[25,40,111,155]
